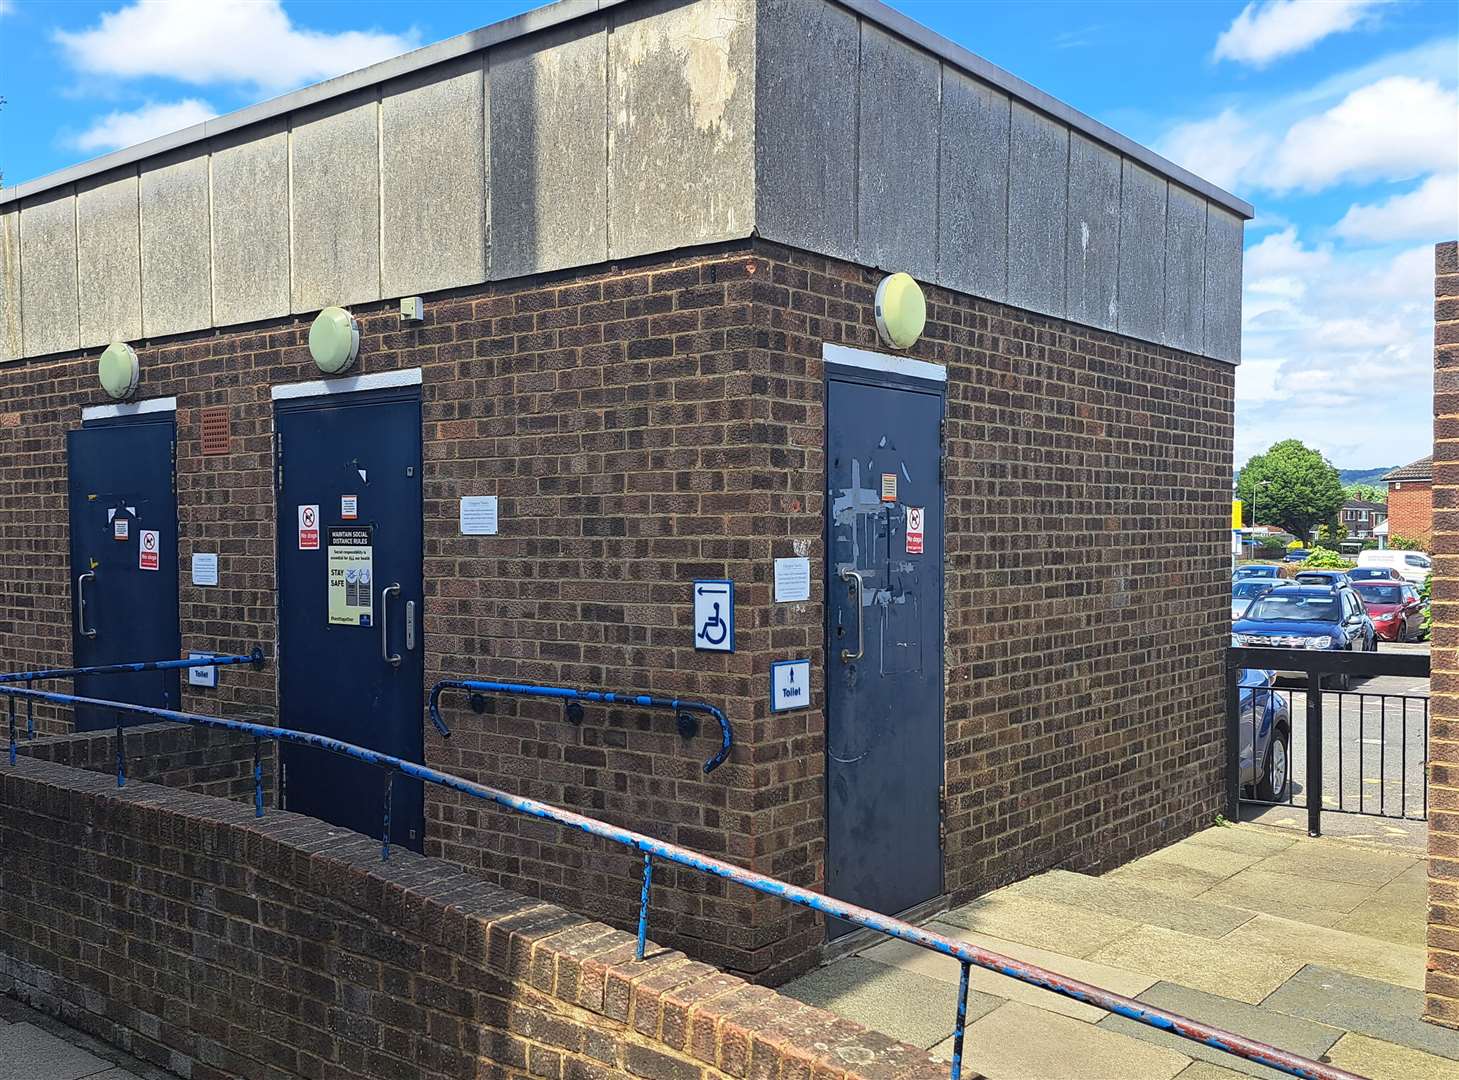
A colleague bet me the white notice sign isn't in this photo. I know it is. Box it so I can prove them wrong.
[770,659,811,712]
[191,553,219,586]
[773,557,811,603]
[460,496,499,535]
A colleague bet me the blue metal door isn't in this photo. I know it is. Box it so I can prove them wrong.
[274,389,425,850]
[825,367,945,935]
[66,415,182,731]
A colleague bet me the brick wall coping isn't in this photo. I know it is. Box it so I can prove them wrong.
[0,753,948,1080]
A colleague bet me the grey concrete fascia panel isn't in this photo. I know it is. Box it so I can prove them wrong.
[490,15,608,280]
[381,54,488,296]
[139,150,213,339]
[1065,132,1121,333]
[1203,203,1243,364]
[834,0,1251,219]
[1116,159,1166,346]
[606,0,756,261]
[210,120,291,326]
[76,170,143,348]
[1,207,22,362]
[754,0,858,264]
[1007,101,1068,319]
[289,91,382,313]
[1163,184,1207,355]
[0,0,619,207]
[937,69,1010,304]
[855,21,940,278]
[18,188,80,358]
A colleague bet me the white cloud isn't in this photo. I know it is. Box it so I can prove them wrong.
[55,0,420,93]
[1236,233,1435,466]
[70,99,216,153]
[1156,108,1273,192]
[1215,0,1385,67]
[1334,173,1459,244]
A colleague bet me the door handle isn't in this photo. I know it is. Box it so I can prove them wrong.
[381,583,401,667]
[839,568,864,663]
[77,572,97,639]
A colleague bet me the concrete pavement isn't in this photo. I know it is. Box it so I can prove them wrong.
[0,996,172,1080]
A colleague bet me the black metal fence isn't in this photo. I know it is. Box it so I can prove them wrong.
[1226,646,1430,836]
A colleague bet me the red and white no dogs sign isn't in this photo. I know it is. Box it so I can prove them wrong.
[906,506,925,555]
[138,530,160,571]
[298,505,320,550]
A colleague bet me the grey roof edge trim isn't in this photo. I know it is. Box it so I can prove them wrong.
[0,0,621,206]
[836,0,1254,220]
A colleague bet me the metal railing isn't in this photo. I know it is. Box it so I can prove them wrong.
[1226,646,1429,835]
[0,681,1362,1080]
[428,677,734,773]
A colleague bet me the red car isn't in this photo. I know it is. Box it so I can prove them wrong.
[1353,580,1425,642]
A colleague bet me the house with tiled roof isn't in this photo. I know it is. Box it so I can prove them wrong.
[1382,455,1433,546]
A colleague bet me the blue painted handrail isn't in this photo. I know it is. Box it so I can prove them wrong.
[0,684,1358,1080]
[428,678,733,774]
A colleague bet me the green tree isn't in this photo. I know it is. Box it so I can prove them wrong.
[1344,482,1386,503]
[1313,522,1348,550]
[1389,534,1424,551]
[1236,440,1345,539]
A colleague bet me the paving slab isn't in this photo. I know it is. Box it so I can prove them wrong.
[779,955,1000,1050]
[1096,981,1342,1080]
[1182,826,1299,859]
[861,920,1156,1023]
[1218,914,1425,990]
[1088,925,1304,1004]
[1174,1064,1250,1080]
[1260,964,1459,1061]
[1143,842,1263,880]
[1200,867,1375,917]
[1334,881,1427,947]
[1005,870,1256,939]
[941,893,1139,958]
[929,1001,1191,1080]
[1104,857,1228,898]
[0,1023,113,1080]
[1247,844,1417,888]
[1324,1031,1458,1080]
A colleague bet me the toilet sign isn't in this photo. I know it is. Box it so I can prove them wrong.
[298,505,320,550]
[906,506,924,555]
[138,529,160,571]
[770,659,811,712]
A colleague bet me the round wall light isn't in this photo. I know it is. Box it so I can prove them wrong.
[308,306,359,375]
[874,272,927,350]
[97,341,140,400]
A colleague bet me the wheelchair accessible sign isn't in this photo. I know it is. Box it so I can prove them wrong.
[693,580,734,652]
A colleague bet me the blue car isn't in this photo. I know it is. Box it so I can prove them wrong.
[1293,569,1353,588]
[1237,668,1290,801]
[1233,564,1281,581]
[1283,549,1311,563]
[1233,584,1376,690]
[1232,579,1275,619]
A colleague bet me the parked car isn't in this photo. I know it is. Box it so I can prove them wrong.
[1232,579,1276,619]
[1353,580,1425,642]
[1283,548,1312,563]
[1233,584,1377,690]
[1346,566,1405,583]
[1293,569,1353,588]
[1356,549,1432,585]
[1237,668,1290,801]
[1234,564,1282,581]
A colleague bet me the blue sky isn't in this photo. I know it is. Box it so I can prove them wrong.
[1,0,1455,469]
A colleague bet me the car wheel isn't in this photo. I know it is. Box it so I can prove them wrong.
[1256,724,1290,802]
[1326,647,1351,691]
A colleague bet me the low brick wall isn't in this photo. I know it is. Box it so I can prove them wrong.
[0,755,946,1080]
[15,720,274,805]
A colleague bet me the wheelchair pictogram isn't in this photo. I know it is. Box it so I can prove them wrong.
[692,580,734,652]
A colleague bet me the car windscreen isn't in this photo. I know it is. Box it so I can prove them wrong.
[1233,582,1270,598]
[1244,594,1339,621]
[1349,569,1387,579]
[1357,585,1403,603]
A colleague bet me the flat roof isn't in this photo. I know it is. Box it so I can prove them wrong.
[0,0,1252,218]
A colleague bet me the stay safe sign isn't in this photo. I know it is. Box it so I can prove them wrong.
[298,505,320,550]
[138,529,160,571]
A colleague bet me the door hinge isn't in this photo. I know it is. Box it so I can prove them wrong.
[938,784,947,851]
[274,431,283,492]
[938,417,947,484]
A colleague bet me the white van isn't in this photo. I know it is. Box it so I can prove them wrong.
[1356,549,1432,584]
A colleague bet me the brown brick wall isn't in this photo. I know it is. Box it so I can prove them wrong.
[1429,238,1459,1029]
[15,720,274,805]
[0,754,945,1080]
[1387,480,1433,546]
[0,238,1234,982]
